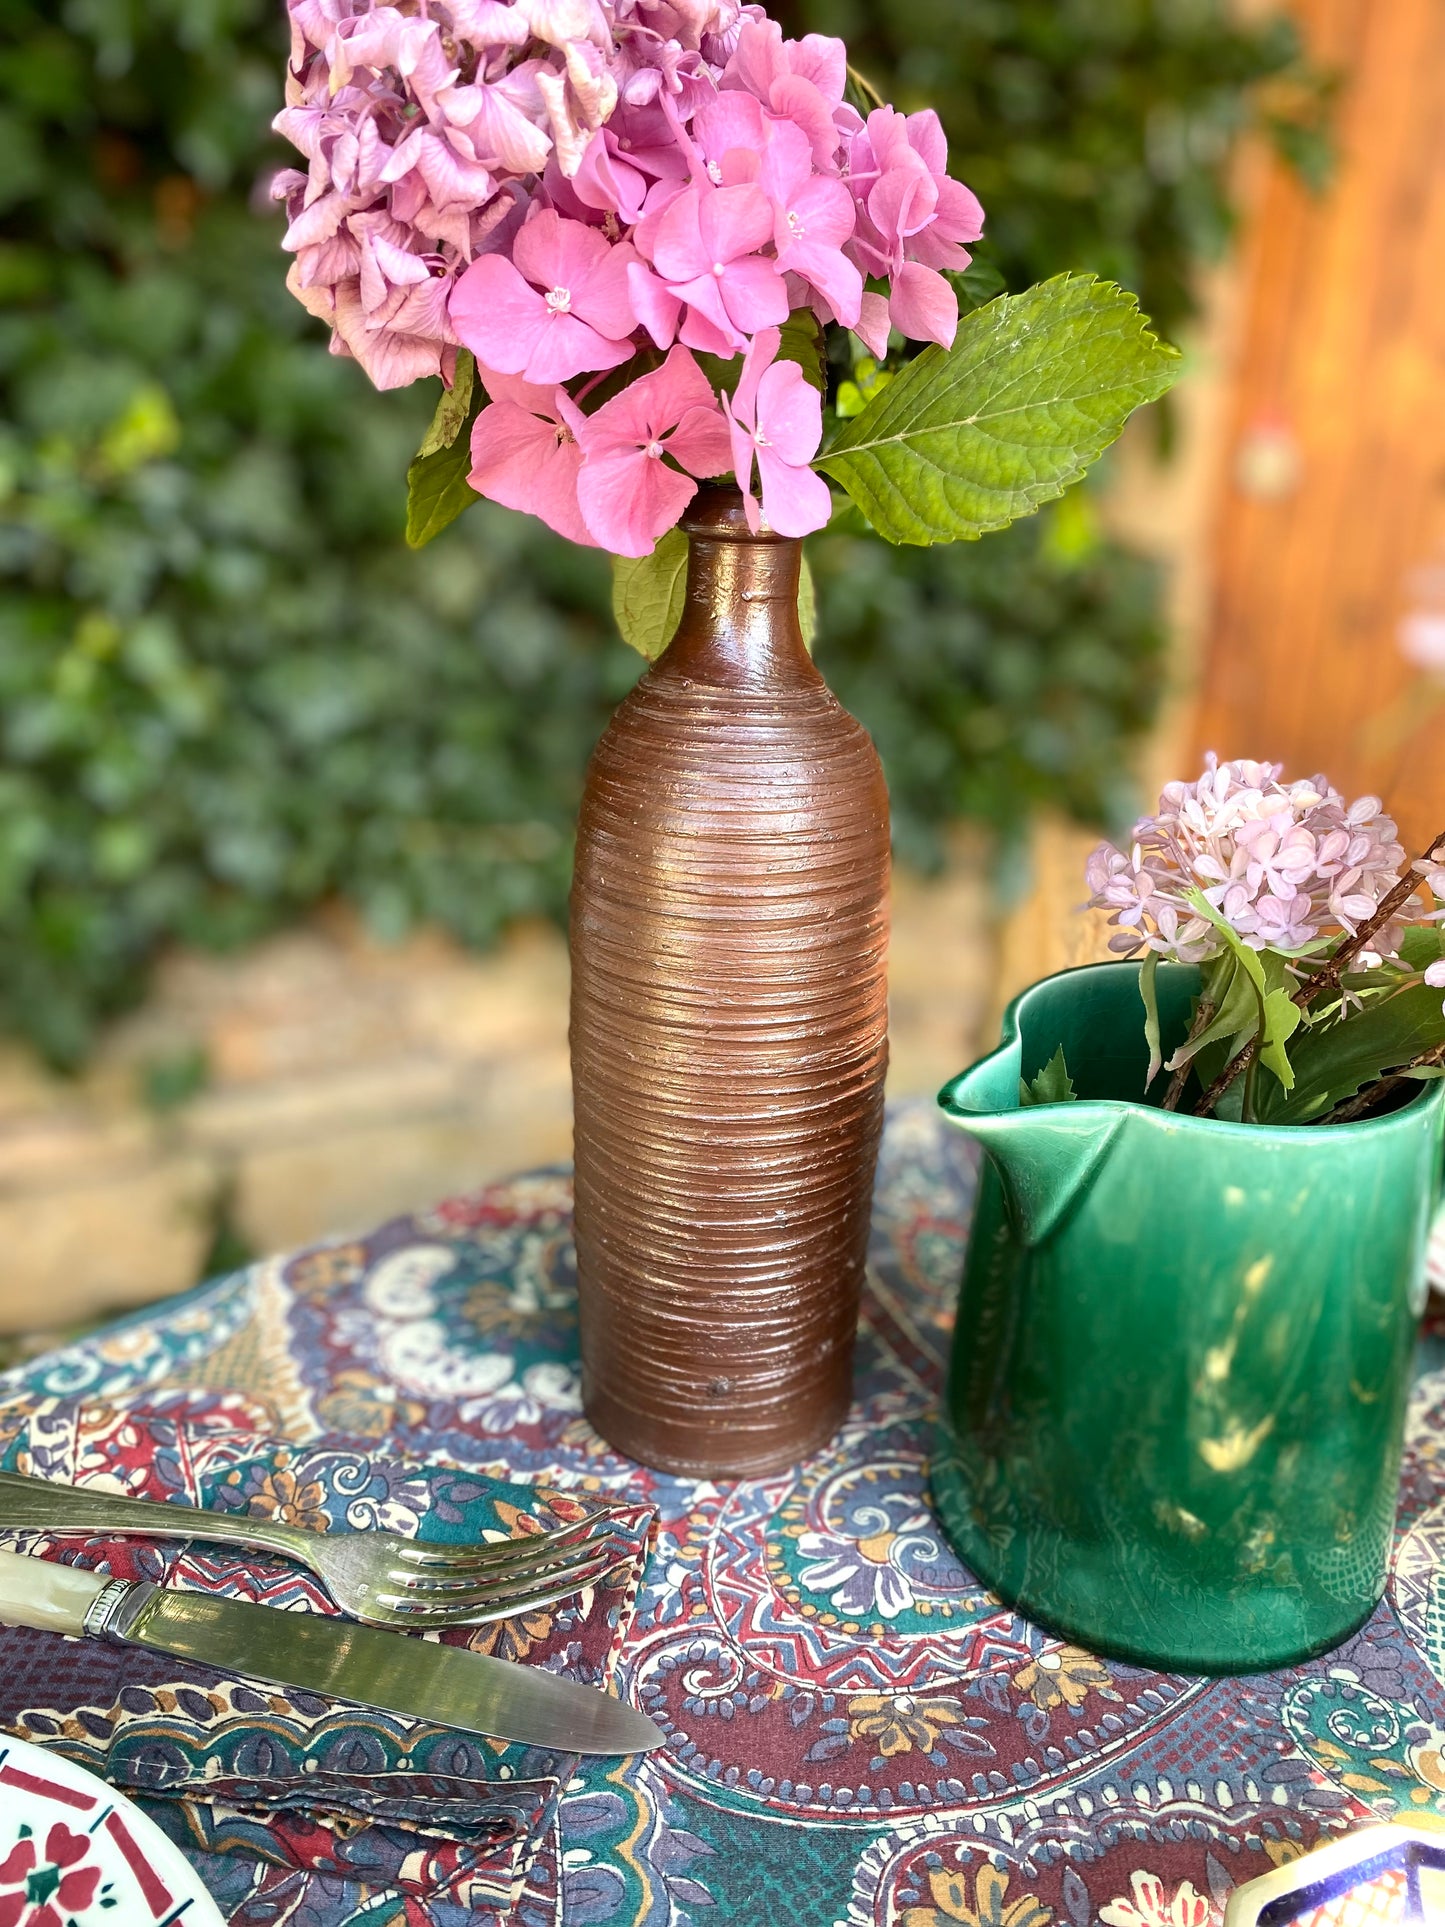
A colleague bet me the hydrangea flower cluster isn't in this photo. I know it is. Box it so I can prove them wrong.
[273,0,983,553]
[1085,754,1426,963]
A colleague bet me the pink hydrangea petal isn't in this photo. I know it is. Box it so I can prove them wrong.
[853,290,892,359]
[571,129,648,222]
[693,92,769,167]
[522,308,633,382]
[758,116,813,206]
[572,236,640,339]
[695,182,775,268]
[755,358,822,467]
[468,398,595,545]
[787,33,847,104]
[887,260,958,348]
[475,363,561,411]
[577,447,697,555]
[717,147,763,188]
[731,324,777,431]
[717,254,790,333]
[904,107,948,176]
[931,174,985,244]
[767,74,842,171]
[460,80,553,175]
[649,186,710,281]
[449,253,547,374]
[332,282,445,387]
[867,159,937,251]
[283,191,346,251]
[630,175,690,261]
[666,401,733,478]
[782,236,861,328]
[382,274,459,342]
[513,206,610,292]
[907,226,974,275]
[569,343,704,453]
[627,260,682,349]
[755,442,832,536]
[725,17,787,99]
[372,234,433,285]
[720,387,761,531]
[677,294,744,357]
[782,174,857,252]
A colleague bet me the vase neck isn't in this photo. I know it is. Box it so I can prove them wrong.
[661,487,821,692]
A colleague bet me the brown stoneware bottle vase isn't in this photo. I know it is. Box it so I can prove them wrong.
[570,485,890,1477]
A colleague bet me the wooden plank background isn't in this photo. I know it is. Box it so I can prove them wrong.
[1191,0,1445,853]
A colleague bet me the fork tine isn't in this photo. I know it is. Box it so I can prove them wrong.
[385,1531,621,1594]
[395,1513,605,1571]
[375,1548,622,1622]
[381,1546,619,1607]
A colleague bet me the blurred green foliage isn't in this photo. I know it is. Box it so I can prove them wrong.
[0,0,1325,1063]
[801,0,1332,349]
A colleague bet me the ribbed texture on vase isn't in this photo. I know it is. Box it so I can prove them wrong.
[570,488,890,1477]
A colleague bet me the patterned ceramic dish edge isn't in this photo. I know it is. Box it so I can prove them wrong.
[0,1731,225,1927]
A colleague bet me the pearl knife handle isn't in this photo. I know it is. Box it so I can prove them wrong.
[0,1548,112,1635]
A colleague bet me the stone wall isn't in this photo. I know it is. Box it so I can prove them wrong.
[0,847,1000,1334]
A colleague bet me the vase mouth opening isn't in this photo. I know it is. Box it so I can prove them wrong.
[681,483,795,544]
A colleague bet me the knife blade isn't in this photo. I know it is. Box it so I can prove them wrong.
[0,1550,663,1756]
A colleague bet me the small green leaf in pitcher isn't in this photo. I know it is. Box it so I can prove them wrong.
[1020,1045,1078,1107]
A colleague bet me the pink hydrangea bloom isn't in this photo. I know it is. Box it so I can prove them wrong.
[449,208,639,382]
[274,0,986,557]
[562,345,732,554]
[760,119,861,328]
[645,181,790,354]
[722,326,832,537]
[1085,755,1410,963]
[466,367,597,546]
[845,106,985,352]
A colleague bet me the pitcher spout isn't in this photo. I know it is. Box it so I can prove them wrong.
[939,1047,1124,1250]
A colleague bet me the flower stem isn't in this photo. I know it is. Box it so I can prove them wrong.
[1161,998,1215,1111]
[1190,824,1445,1120]
[1192,1037,1258,1120]
[846,62,887,109]
[1293,825,1445,1009]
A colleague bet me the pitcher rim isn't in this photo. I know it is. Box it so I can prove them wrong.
[937,957,1445,1141]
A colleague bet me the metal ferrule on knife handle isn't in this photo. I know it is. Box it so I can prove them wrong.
[81,1577,153,1640]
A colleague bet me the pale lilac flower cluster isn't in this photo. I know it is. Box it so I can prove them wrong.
[272,0,984,551]
[1086,755,1414,963]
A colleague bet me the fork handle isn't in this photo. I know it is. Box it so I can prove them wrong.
[0,1470,319,1569]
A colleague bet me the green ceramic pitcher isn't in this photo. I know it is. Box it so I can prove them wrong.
[934,959,1445,1674]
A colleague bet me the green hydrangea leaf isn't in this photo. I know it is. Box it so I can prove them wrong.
[405,438,479,548]
[406,357,483,548]
[611,527,689,659]
[778,308,827,393]
[1020,1043,1077,1106]
[612,533,818,659]
[415,349,475,459]
[816,274,1181,545]
[797,553,816,648]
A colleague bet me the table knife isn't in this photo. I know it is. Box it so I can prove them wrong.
[0,1551,663,1756]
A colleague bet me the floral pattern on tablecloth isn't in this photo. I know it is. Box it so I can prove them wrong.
[3,1101,1445,1925]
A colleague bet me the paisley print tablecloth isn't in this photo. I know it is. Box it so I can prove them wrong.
[4,1099,1445,1927]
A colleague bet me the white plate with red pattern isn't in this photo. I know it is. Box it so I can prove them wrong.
[0,1734,225,1927]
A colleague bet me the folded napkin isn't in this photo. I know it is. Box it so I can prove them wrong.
[0,1388,653,1925]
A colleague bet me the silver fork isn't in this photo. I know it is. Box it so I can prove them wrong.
[0,1470,632,1629]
